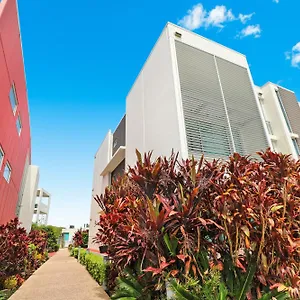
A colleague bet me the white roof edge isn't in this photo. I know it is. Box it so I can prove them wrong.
[126,22,247,99]
[94,130,112,157]
[126,24,169,98]
[166,22,246,58]
[113,114,126,133]
[37,187,51,197]
[262,82,295,94]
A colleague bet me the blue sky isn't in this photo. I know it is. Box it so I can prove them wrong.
[18,0,300,228]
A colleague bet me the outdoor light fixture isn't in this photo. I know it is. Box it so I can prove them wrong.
[175,32,182,38]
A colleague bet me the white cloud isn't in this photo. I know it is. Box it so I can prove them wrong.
[292,53,300,67]
[273,0,279,3]
[238,13,255,24]
[292,42,300,52]
[285,51,291,60]
[178,4,207,30]
[286,42,300,68]
[205,5,235,28]
[238,25,262,38]
[178,3,255,31]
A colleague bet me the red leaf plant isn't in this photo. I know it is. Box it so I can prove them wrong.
[73,229,89,248]
[94,149,300,299]
[0,218,48,289]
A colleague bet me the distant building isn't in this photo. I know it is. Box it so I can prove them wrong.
[255,83,300,159]
[62,226,77,248]
[32,188,51,226]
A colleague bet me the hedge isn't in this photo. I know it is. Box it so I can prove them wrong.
[69,248,107,286]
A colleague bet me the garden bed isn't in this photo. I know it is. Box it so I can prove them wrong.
[0,220,61,299]
[87,150,299,299]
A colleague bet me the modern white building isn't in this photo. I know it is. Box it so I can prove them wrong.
[18,165,40,232]
[255,83,300,159]
[32,188,51,226]
[88,22,300,251]
[62,225,77,248]
[17,164,52,232]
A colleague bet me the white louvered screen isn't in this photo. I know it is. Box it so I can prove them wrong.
[175,41,269,159]
[175,41,234,159]
[277,87,300,148]
[215,57,269,156]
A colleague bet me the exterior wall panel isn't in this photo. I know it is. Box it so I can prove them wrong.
[0,0,31,224]
[126,26,183,167]
[88,132,112,250]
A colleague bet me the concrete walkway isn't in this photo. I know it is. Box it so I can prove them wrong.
[10,249,109,300]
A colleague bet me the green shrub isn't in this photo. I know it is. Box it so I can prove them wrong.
[70,247,79,258]
[3,276,18,290]
[84,253,106,285]
[79,249,86,265]
[31,224,62,252]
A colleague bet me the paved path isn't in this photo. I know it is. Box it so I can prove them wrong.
[10,249,109,300]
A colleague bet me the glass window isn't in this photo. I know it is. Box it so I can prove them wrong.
[3,162,11,183]
[266,121,274,135]
[16,115,22,135]
[0,147,4,170]
[292,139,300,156]
[9,85,18,114]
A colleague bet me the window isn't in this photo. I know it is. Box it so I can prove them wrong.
[271,140,277,152]
[3,162,11,183]
[292,139,300,156]
[16,115,22,135]
[266,121,274,135]
[0,147,4,170]
[9,85,18,114]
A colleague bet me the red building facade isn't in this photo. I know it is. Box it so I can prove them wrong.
[0,0,31,224]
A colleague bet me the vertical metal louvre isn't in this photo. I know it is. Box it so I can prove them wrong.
[215,57,269,156]
[175,41,234,160]
[277,87,300,148]
[175,40,269,159]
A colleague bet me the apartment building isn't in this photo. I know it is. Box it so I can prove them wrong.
[0,0,50,232]
[255,83,300,159]
[88,22,299,251]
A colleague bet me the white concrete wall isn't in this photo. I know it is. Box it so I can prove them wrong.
[261,83,296,157]
[126,24,186,168]
[18,165,39,233]
[88,131,112,250]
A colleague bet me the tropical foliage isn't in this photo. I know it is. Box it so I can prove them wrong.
[31,223,63,252]
[0,218,48,295]
[94,149,300,299]
[73,229,89,248]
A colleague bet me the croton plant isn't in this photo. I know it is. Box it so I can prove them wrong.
[94,149,300,299]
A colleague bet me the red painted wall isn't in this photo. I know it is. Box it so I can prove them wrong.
[0,0,31,224]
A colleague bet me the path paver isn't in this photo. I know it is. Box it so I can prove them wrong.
[10,248,109,300]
